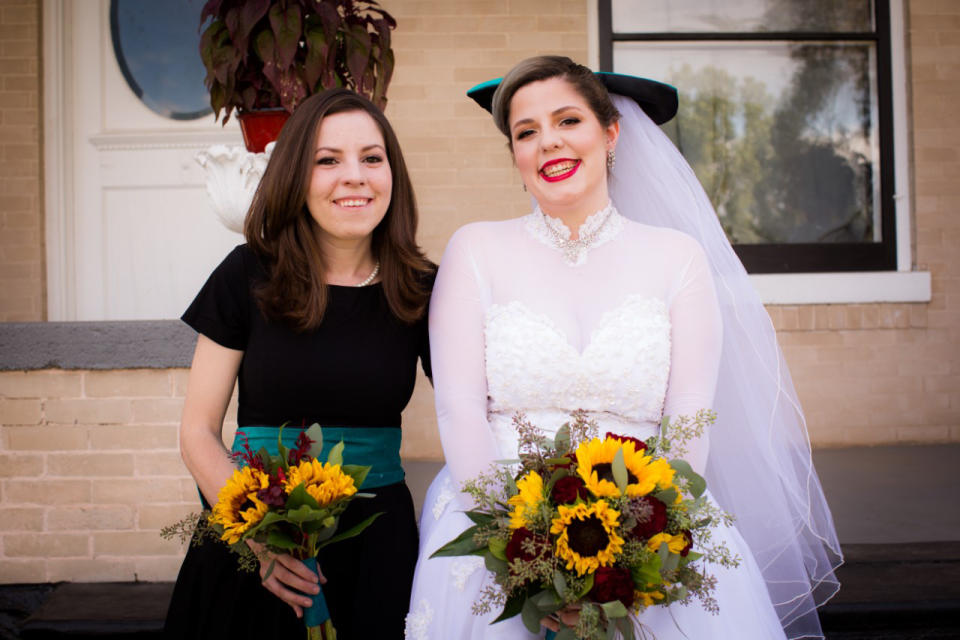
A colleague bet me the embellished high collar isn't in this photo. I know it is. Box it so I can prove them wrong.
[523,201,624,266]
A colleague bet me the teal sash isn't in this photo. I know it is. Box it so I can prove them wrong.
[231,425,404,489]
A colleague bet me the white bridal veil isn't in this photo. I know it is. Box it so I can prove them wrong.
[607,94,843,639]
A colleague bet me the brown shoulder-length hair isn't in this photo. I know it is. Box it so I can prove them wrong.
[244,88,434,330]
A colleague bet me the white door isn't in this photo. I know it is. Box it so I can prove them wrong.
[44,0,245,320]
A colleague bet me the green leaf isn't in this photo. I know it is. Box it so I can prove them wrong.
[285,504,327,524]
[285,484,320,511]
[553,423,571,453]
[304,423,324,460]
[430,524,483,558]
[552,570,568,599]
[488,536,507,561]
[661,550,680,573]
[267,3,301,69]
[341,464,370,489]
[683,551,703,563]
[670,459,706,498]
[556,629,577,640]
[326,440,345,467]
[492,589,525,623]
[532,589,561,610]
[521,596,543,634]
[316,512,383,550]
[600,599,628,619]
[484,549,508,574]
[266,529,299,551]
[655,487,678,505]
[612,447,628,494]
[464,511,495,526]
[617,616,636,640]
[631,554,662,586]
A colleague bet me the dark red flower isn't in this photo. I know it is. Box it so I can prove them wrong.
[588,566,635,608]
[551,476,589,504]
[605,432,647,453]
[679,529,693,557]
[231,431,264,471]
[289,430,314,464]
[630,495,668,540]
[505,527,549,563]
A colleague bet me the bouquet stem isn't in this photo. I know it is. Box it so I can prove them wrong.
[301,557,334,639]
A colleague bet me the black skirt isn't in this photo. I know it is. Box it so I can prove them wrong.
[164,481,419,640]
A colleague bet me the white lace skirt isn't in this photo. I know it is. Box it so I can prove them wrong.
[406,465,787,640]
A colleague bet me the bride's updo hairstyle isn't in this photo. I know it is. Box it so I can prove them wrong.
[490,55,620,149]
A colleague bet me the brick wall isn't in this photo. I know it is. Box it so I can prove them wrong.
[0,0,43,321]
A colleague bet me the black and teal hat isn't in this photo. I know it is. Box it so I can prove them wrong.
[467,71,678,125]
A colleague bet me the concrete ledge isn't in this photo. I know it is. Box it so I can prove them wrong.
[0,321,196,371]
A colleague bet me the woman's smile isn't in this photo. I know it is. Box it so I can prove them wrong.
[540,158,581,181]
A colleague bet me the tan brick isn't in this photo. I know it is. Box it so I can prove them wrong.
[0,371,83,398]
[0,559,45,583]
[171,369,190,396]
[84,370,171,398]
[137,503,201,530]
[134,451,188,477]
[3,424,88,450]
[88,424,178,450]
[0,397,40,424]
[93,531,183,556]
[131,398,183,424]
[0,453,42,476]
[47,558,136,583]
[5,478,92,505]
[0,507,43,531]
[895,425,951,442]
[133,555,186,582]
[92,478,187,505]
[45,398,131,424]
[47,505,135,531]
[4,533,89,557]
[47,452,134,477]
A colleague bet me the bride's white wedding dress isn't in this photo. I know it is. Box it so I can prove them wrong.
[406,203,787,639]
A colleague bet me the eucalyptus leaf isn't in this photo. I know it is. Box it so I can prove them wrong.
[600,599,628,619]
[670,459,706,498]
[655,487,678,505]
[661,550,680,573]
[484,549,508,573]
[327,440,345,467]
[521,595,543,633]
[556,628,577,640]
[631,554,662,585]
[552,570,568,599]
[304,423,324,460]
[612,448,628,494]
[465,511,495,526]
[554,423,571,452]
[576,572,595,598]
[618,616,636,640]
[532,589,561,610]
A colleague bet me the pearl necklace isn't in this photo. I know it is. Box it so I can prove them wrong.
[541,207,615,264]
[355,261,380,287]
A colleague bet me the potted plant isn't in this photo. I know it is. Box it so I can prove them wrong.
[199,0,396,152]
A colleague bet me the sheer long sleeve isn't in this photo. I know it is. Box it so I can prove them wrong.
[428,227,501,490]
[663,239,723,475]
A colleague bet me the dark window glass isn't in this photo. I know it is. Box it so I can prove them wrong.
[110,0,211,120]
[601,0,895,273]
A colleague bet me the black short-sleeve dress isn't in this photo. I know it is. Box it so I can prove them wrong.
[164,245,432,640]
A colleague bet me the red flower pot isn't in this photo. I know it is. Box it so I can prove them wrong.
[237,109,290,153]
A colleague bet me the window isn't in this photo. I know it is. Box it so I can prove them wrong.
[600,0,896,273]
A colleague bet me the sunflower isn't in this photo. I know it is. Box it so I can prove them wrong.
[576,436,676,498]
[209,465,271,544]
[646,532,688,555]
[550,500,625,576]
[284,459,357,506]
[507,471,544,530]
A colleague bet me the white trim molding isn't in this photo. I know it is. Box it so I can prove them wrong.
[751,271,931,305]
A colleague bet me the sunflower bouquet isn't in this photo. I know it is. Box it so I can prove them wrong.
[162,424,380,640]
[431,410,739,640]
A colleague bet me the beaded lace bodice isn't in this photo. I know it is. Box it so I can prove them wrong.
[429,205,723,485]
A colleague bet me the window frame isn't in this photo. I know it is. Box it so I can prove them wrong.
[599,0,898,275]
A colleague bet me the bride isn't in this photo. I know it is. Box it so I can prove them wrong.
[407,56,841,639]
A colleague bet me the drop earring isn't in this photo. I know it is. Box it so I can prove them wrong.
[606,149,616,171]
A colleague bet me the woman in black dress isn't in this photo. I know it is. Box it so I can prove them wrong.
[164,89,434,639]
